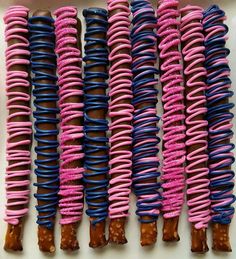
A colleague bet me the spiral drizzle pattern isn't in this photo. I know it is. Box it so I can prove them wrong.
[157,0,186,218]
[83,7,109,224]
[131,0,162,222]
[4,6,32,225]
[29,14,60,228]
[180,5,211,229]
[107,0,133,219]
[203,5,235,224]
[55,6,84,225]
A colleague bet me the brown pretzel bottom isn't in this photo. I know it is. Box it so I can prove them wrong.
[4,222,23,251]
[60,223,80,251]
[212,223,231,252]
[163,217,180,242]
[38,226,55,253]
[191,225,208,253]
[109,218,127,244]
[89,220,107,248]
[140,218,157,246]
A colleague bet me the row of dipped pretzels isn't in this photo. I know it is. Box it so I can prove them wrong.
[3,0,235,254]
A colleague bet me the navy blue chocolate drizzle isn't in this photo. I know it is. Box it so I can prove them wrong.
[131,0,162,223]
[83,8,109,224]
[203,5,235,224]
[29,15,59,228]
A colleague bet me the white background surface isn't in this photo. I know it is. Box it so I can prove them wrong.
[0,0,235,258]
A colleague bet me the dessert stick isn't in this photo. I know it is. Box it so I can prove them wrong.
[131,0,162,246]
[157,0,186,241]
[107,0,133,244]
[203,5,235,252]
[180,5,211,253]
[83,7,109,248]
[54,6,84,251]
[29,10,60,253]
[3,6,32,251]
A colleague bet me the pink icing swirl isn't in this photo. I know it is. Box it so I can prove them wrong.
[180,5,211,229]
[107,0,133,219]
[4,6,32,225]
[157,0,186,219]
[54,6,84,225]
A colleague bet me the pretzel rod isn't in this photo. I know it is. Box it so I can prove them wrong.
[203,5,235,252]
[157,0,185,242]
[107,0,133,244]
[131,0,161,246]
[29,10,59,253]
[180,6,210,253]
[3,6,32,251]
[54,6,84,251]
[83,8,109,248]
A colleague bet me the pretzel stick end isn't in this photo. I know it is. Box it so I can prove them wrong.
[212,223,231,252]
[163,217,180,242]
[191,225,209,253]
[4,223,23,251]
[38,226,55,253]
[60,223,79,251]
[140,220,157,246]
[89,220,107,248]
[109,218,127,244]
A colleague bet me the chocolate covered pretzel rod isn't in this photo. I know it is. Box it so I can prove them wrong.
[54,6,84,251]
[180,5,211,253]
[107,0,133,244]
[55,6,84,251]
[203,5,235,252]
[83,8,109,248]
[157,0,186,242]
[4,6,32,251]
[131,0,162,246]
[29,10,59,253]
